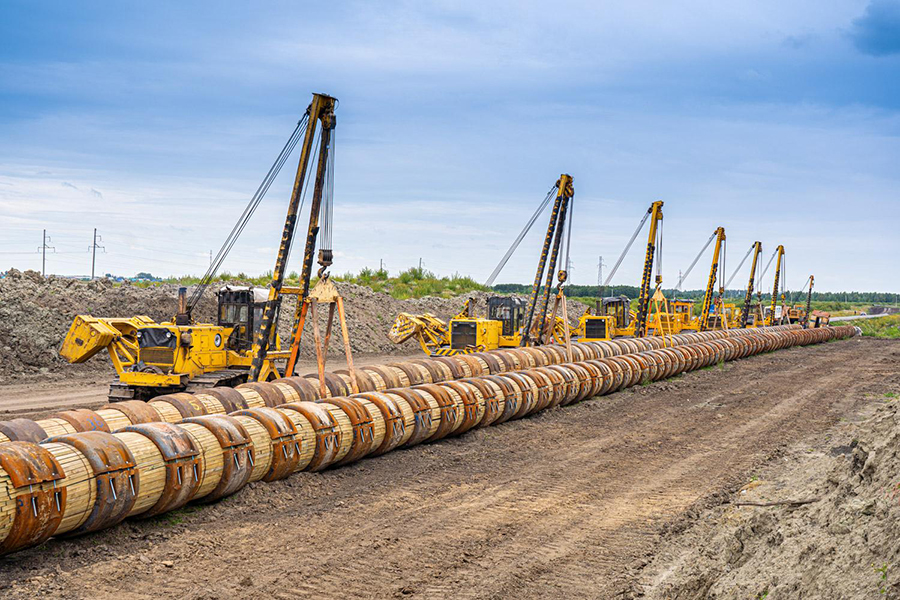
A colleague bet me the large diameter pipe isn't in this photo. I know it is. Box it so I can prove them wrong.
[0,325,800,446]
[0,325,857,557]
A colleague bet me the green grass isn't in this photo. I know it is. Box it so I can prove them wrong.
[333,267,487,300]
[131,267,487,300]
[841,315,900,339]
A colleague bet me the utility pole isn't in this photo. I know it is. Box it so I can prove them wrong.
[38,230,55,277]
[418,257,422,271]
[596,256,606,294]
[209,250,213,266]
[89,228,105,279]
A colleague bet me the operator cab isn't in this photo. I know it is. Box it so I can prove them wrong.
[599,295,631,329]
[217,285,269,352]
[448,296,527,352]
[487,296,527,336]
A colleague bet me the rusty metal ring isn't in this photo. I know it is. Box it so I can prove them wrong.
[46,431,138,535]
[180,415,253,503]
[122,422,203,516]
[0,442,66,553]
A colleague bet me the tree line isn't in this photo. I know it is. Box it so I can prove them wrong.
[491,283,899,304]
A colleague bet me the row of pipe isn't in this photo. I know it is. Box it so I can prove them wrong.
[0,325,857,557]
[0,326,800,446]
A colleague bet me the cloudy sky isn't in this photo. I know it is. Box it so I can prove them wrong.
[1,1,898,293]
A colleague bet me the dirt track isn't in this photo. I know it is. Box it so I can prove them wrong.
[0,353,422,420]
[1,337,896,598]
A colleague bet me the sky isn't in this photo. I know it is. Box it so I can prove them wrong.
[0,1,898,294]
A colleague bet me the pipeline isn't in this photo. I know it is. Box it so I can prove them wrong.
[0,325,857,557]
[0,326,799,446]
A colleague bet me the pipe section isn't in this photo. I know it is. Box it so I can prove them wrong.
[0,325,857,557]
[0,325,800,446]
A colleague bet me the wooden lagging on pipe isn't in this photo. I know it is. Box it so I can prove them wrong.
[0,325,857,557]
[0,325,801,446]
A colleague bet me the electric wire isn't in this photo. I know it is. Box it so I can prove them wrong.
[602,209,651,288]
[484,186,556,287]
[186,114,308,314]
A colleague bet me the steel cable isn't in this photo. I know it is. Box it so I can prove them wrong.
[484,187,556,287]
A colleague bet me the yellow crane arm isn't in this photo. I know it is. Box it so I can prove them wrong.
[699,227,726,331]
[634,201,664,338]
[767,245,785,326]
[740,241,762,327]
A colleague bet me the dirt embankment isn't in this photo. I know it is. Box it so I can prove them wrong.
[0,336,894,599]
[0,269,587,383]
[641,339,900,599]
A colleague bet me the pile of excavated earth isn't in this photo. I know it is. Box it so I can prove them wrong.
[640,340,900,598]
[0,269,587,382]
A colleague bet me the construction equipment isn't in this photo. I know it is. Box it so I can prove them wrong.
[785,275,816,327]
[580,201,664,340]
[390,176,576,355]
[60,93,340,400]
[740,241,763,328]
[520,174,574,346]
[765,245,786,326]
[803,275,815,328]
[698,227,727,331]
[60,286,277,400]
[646,225,728,335]
[248,92,342,382]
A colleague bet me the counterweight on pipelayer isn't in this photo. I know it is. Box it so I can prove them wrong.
[0,324,858,557]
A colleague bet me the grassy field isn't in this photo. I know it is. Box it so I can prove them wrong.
[140,267,487,300]
[837,314,900,339]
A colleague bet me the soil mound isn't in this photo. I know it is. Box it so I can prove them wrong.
[0,270,586,382]
[644,386,900,599]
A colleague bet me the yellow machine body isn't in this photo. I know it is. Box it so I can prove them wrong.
[575,314,616,341]
[60,295,279,400]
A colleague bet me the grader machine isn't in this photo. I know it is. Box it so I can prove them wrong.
[60,93,348,401]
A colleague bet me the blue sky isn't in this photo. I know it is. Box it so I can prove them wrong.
[0,1,898,293]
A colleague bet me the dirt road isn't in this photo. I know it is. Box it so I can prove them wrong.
[0,353,423,420]
[1,337,896,599]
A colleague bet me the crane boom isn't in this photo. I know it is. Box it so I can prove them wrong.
[740,241,762,328]
[699,227,726,331]
[521,174,573,346]
[634,201,664,338]
[766,244,785,326]
[803,275,815,329]
[249,93,337,381]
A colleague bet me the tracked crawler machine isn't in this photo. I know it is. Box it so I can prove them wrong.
[389,175,577,355]
[60,93,341,400]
